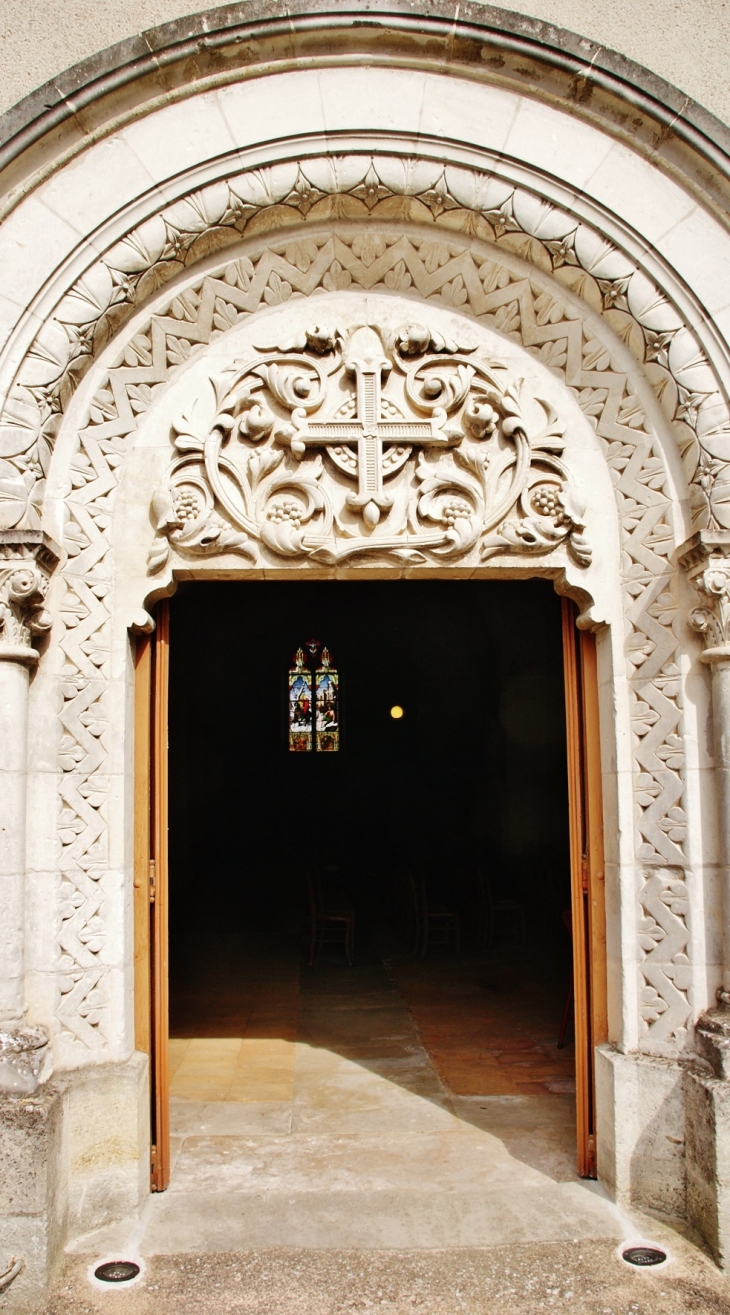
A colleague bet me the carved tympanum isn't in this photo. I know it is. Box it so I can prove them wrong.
[148,321,591,569]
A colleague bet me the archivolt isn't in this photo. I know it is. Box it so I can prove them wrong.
[42,163,700,1059]
[3,150,728,542]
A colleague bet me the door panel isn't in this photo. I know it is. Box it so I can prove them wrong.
[151,601,170,1191]
[143,593,603,1185]
[133,634,152,1056]
[562,598,607,1178]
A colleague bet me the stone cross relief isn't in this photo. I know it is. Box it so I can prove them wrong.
[290,326,454,529]
[148,319,592,570]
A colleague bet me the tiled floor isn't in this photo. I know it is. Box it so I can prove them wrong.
[95,930,625,1253]
[389,950,576,1096]
[169,930,575,1103]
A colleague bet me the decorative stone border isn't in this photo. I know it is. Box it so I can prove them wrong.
[44,167,700,1058]
[3,2,730,225]
[2,154,727,543]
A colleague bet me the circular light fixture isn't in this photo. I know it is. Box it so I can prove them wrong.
[621,1246,667,1267]
[94,1262,141,1283]
[390,705,404,720]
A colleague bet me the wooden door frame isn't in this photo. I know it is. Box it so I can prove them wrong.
[133,601,170,1192]
[134,589,607,1188]
[562,597,608,1178]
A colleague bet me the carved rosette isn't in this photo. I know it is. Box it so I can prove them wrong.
[0,532,59,662]
[148,321,592,571]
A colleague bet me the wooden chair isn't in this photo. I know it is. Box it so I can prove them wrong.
[412,871,460,957]
[404,870,423,957]
[306,870,355,965]
[477,868,526,949]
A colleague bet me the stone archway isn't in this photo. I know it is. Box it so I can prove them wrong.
[5,10,730,1301]
[2,175,709,1248]
[114,279,615,1186]
[41,197,693,1071]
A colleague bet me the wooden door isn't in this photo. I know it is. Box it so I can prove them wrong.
[562,598,607,1178]
[134,601,170,1192]
[138,593,604,1185]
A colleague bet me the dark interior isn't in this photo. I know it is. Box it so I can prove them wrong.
[168,579,571,977]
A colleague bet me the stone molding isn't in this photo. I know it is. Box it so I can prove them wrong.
[2,154,726,546]
[2,3,730,225]
[0,532,59,663]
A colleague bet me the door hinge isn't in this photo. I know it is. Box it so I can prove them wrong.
[150,1143,158,1188]
[149,859,156,903]
[581,855,589,892]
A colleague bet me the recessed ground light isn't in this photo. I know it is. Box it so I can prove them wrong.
[621,1245,667,1267]
[390,705,404,719]
[94,1262,141,1283]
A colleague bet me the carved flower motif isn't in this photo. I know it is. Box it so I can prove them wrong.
[237,403,274,442]
[305,325,339,355]
[463,399,498,440]
[702,568,730,597]
[8,567,42,602]
[350,169,391,210]
[396,324,431,357]
[351,235,387,267]
[289,178,324,214]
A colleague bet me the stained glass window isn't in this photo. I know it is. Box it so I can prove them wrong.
[288,648,313,752]
[315,648,339,752]
[288,641,339,752]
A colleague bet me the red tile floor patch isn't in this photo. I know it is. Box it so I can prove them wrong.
[387,946,575,1097]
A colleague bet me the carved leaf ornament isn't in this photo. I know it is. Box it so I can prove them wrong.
[148,321,590,570]
[8,152,710,1057]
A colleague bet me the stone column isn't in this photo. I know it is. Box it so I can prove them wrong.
[680,531,730,1263]
[681,533,730,995]
[0,532,58,1094]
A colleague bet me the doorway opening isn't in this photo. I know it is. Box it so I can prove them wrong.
[136,578,606,1219]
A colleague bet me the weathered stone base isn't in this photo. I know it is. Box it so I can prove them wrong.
[0,1081,66,1314]
[684,1061,730,1264]
[0,1053,149,1313]
[684,1009,730,1266]
[595,1045,686,1222]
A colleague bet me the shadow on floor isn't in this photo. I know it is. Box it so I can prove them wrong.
[169,926,579,1183]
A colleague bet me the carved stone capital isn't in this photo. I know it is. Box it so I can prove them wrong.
[0,1026,50,1095]
[679,531,730,663]
[0,532,60,663]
